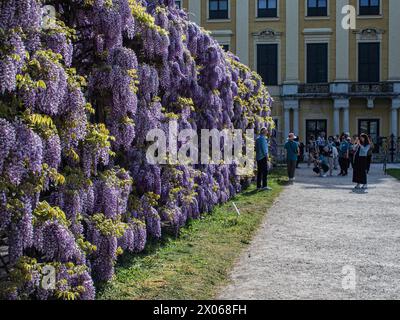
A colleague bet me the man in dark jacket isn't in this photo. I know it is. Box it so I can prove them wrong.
[285,133,299,183]
[255,127,271,191]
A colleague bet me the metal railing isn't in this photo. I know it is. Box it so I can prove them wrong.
[349,82,394,94]
[298,83,330,94]
[285,82,397,98]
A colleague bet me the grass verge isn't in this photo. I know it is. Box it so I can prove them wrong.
[97,168,287,300]
[387,169,400,180]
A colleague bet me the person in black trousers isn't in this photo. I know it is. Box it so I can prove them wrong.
[353,133,371,190]
[348,137,354,169]
[255,128,271,191]
[366,137,374,174]
[295,136,305,169]
[338,133,350,176]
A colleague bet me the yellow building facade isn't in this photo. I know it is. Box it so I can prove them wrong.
[177,0,400,149]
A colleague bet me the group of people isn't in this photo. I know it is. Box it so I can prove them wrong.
[293,131,373,190]
[255,127,374,192]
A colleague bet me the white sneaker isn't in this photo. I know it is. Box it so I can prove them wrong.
[262,187,272,191]
[362,185,368,190]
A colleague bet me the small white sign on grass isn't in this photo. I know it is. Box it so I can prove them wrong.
[232,202,241,216]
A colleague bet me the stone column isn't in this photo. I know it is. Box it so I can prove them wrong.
[389,0,400,81]
[335,0,350,81]
[334,98,350,134]
[285,0,299,82]
[333,107,340,136]
[293,107,299,136]
[284,100,299,137]
[236,0,249,65]
[343,106,350,134]
[284,108,290,139]
[391,99,400,137]
[188,0,201,25]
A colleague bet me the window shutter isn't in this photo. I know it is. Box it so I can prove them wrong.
[307,43,328,83]
[359,43,380,82]
[257,44,278,86]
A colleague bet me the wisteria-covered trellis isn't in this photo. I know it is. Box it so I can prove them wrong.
[0,0,274,299]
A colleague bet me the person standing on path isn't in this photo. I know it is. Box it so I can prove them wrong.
[326,137,335,176]
[333,135,340,170]
[353,133,371,190]
[256,127,272,191]
[366,136,374,174]
[306,135,317,167]
[338,133,350,176]
[295,136,305,169]
[317,132,326,147]
[285,133,299,183]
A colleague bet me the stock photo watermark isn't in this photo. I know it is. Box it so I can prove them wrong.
[41,5,57,30]
[342,5,357,30]
[145,120,256,176]
[41,265,56,290]
[342,265,356,291]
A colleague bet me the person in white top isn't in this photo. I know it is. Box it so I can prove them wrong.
[352,133,371,190]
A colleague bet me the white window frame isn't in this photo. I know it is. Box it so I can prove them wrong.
[304,0,330,19]
[303,116,329,145]
[207,0,231,22]
[303,29,332,84]
[255,0,280,20]
[211,30,233,52]
[254,38,281,87]
[174,0,182,9]
[357,0,383,18]
[356,39,382,83]
[272,117,281,133]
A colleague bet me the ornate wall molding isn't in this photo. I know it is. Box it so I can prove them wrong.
[354,28,385,41]
[252,28,282,41]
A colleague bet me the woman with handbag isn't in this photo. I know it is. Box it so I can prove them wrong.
[353,133,371,190]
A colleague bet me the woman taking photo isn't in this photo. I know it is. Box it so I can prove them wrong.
[353,133,371,190]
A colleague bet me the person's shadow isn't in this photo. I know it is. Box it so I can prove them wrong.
[351,188,368,194]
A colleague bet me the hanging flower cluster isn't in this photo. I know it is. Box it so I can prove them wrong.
[0,0,273,300]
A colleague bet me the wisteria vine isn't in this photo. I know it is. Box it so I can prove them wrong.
[0,0,274,300]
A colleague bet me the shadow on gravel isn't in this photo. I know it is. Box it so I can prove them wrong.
[290,164,395,190]
[277,179,291,186]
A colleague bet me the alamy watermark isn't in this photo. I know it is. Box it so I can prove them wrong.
[342,265,356,291]
[341,5,357,30]
[41,265,56,290]
[41,5,57,30]
[146,120,256,176]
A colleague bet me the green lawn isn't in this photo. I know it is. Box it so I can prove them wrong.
[97,169,287,300]
[387,169,400,180]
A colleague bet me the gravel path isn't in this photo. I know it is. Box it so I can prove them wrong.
[219,164,400,300]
